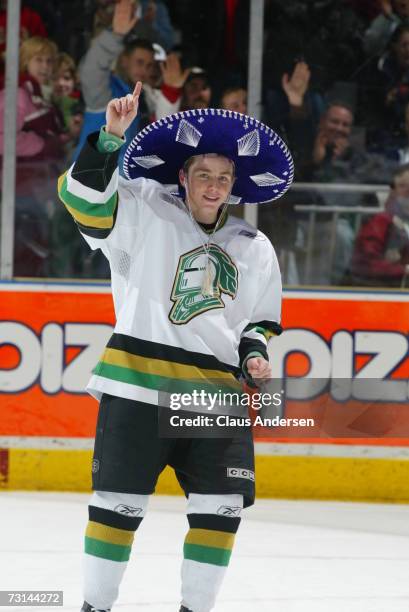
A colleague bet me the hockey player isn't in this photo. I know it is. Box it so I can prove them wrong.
[57,81,293,612]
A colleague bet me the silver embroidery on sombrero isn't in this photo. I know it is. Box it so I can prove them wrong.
[250,172,286,187]
[237,129,260,156]
[175,119,202,148]
[130,155,165,169]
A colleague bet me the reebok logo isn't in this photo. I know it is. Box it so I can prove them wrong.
[217,505,242,517]
[226,467,255,482]
[114,504,143,516]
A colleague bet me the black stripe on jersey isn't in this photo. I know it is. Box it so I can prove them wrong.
[187,513,241,533]
[72,131,120,193]
[76,204,119,239]
[89,505,143,531]
[107,333,241,376]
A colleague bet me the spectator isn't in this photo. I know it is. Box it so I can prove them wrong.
[180,67,211,110]
[277,63,371,185]
[351,164,409,286]
[0,36,66,277]
[0,0,48,89]
[219,86,247,114]
[0,36,64,161]
[0,1,47,72]
[276,66,387,284]
[52,52,83,150]
[76,0,187,165]
[93,0,175,51]
[360,24,409,146]
[364,0,409,57]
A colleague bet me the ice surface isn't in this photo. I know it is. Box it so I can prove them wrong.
[1,492,409,611]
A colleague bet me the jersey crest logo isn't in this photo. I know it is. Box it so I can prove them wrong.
[169,244,238,324]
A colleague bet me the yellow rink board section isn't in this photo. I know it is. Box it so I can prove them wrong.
[3,447,409,502]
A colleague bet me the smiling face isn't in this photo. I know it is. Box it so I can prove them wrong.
[54,68,75,96]
[179,154,235,224]
[321,105,353,144]
[27,52,54,85]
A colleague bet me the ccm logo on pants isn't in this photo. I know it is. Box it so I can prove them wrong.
[226,468,255,481]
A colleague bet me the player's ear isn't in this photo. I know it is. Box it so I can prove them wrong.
[179,168,185,186]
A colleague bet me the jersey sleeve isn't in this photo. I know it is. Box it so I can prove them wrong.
[57,130,121,248]
[239,239,283,375]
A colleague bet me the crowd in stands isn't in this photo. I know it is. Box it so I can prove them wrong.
[1,0,409,287]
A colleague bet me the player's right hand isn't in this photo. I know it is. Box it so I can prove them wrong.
[106,81,143,139]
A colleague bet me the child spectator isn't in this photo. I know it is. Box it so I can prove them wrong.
[52,52,83,154]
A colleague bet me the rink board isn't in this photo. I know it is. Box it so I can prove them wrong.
[2,442,409,502]
[1,281,409,501]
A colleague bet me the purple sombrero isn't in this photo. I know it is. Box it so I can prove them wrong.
[123,108,294,205]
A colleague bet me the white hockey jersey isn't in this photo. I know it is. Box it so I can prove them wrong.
[58,133,282,406]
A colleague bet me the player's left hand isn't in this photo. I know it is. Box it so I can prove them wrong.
[246,357,271,381]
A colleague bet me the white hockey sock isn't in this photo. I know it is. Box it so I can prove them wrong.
[181,493,243,612]
[83,491,149,610]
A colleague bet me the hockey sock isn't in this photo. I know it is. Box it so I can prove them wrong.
[181,493,243,612]
[83,491,149,610]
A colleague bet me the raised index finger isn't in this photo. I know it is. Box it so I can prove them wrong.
[133,81,143,100]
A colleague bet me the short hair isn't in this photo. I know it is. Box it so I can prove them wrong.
[325,100,355,118]
[55,52,76,77]
[392,163,409,186]
[220,86,246,105]
[20,37,58,73]
[183,154,235,177]
[123,38,155,57]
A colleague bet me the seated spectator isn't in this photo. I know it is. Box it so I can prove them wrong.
[364,0,409,57]
[351,164,409,286]
[275,65,388,285]
[76,0,186,165]
[219,86,247,114]
[0,36,66,277]
[180,67,211,111]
